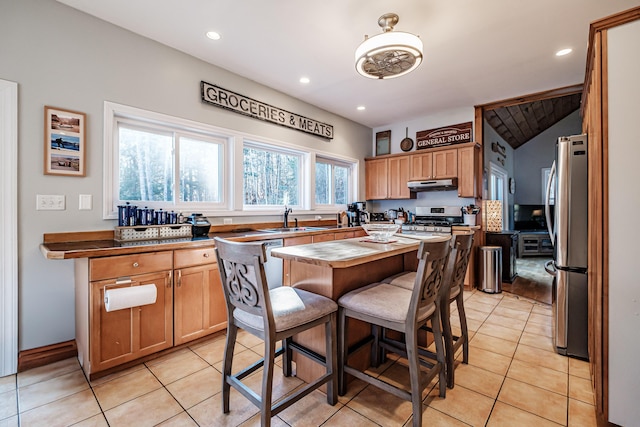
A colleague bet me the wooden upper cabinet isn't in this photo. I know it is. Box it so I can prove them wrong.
[409,152,433,180]
[457,145,479,197]
[365,158,388,200]
[433,149,458,178]
[388,156,411,199]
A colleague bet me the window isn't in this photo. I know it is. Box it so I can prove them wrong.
[104,102,358,219]
[488,161,509,229]
[542,167,555,205]
[315,157,351,206]
[105,103,227,218]
[116,122,224,207]
[243,143,301,207]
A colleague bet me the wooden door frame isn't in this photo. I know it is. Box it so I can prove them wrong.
[472,84,583,246]
[0,78,18,376]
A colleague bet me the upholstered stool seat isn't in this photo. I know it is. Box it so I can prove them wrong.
[233,286,337,332]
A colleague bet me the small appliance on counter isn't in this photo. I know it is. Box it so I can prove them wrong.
[185,213,211,237]
[370,212,386,222]
[347,202,368,226]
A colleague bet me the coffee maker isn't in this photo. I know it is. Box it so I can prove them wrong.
[347,202,368,226]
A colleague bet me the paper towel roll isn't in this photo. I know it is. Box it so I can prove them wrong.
[104,284,157,312]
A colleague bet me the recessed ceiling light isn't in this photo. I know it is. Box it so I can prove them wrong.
[206,31,221,40]
[556,48,572,56]
[357,106,366,111]
[299,77,310,84]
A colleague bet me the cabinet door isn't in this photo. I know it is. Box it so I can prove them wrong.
[90,271,173,373]
[365,158,388,200]
[457,146,477,197]
[388,156,411,199]
[174,262,226,345]
[313,233,335,243]
[409,152,433,180]
[433,149,458,178]
[283,236,313,286]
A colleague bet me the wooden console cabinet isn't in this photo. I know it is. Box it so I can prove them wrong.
[518,232,553,257]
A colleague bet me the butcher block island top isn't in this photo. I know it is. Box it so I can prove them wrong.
[271,235,450,268]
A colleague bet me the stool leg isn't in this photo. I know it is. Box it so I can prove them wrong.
[260,338,276,427]
[283,337,293,377]
[432,306,447,398]
[325,312,338,405]
[338,309,348,396]
[406,326,422,427]
[441,296,455,388]
[456,294,469,364]
[222,323,238,414]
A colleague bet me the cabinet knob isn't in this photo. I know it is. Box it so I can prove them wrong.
[132,262,139,268]
[203,253,210,258]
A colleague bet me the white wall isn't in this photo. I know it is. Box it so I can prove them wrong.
[607,18,640,426]
[0,0,371,350]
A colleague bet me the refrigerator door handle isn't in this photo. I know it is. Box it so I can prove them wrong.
[545,160,556,246]
[544,259,557,276]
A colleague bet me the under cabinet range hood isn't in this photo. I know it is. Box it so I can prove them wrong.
[407,178,458,192]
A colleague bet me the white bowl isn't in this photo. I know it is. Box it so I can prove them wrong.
[361,223,399,242]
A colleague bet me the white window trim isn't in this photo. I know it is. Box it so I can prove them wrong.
[104,101,359,219]
[314,155,356,210]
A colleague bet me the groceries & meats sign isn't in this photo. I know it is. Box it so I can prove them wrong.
[416,122,472,149]
[201,81,333,139]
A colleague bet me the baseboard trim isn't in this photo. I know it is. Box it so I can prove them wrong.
[18,340,78,372]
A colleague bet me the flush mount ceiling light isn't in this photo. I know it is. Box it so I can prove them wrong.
[355,13,423,79]
[556,48,572,56]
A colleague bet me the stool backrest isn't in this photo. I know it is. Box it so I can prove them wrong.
[444,233,475,296]
[408,239,451,324]
[214,237,275,331]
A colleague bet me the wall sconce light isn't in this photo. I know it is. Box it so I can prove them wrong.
[483,200,503,232]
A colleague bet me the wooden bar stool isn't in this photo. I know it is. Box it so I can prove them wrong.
[214,237,338,427]
[382,233,474,388]
[337,239,450,427]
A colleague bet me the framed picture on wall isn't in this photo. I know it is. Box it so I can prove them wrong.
[375,130,391,156]
[44,106,86,177]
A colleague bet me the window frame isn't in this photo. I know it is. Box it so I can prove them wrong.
[315,155,354,208]
[104,101,359,220]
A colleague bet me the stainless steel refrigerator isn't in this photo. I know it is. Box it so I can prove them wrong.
[544,134,589,359]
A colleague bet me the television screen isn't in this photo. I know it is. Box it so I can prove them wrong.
[513,204,553,231]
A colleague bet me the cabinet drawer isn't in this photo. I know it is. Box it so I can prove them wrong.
[90,251,173,281]
[174,247,217,269]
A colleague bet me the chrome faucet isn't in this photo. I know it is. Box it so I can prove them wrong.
[283,206,292,228]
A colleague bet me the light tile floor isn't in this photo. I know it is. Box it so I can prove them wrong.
[0,290,598,426]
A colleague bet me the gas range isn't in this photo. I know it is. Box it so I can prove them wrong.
[401,206,463,237]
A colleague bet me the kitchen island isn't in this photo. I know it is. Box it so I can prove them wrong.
[271,235,450,385]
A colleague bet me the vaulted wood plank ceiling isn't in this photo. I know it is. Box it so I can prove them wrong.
[484,93,582,149]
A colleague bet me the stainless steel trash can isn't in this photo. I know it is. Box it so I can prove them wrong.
[479,246,502,293]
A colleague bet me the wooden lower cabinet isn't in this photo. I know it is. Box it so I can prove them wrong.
[89,270,173,373]
[173,248,227,345]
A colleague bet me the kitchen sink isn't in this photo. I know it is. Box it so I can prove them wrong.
[258,226,327,233]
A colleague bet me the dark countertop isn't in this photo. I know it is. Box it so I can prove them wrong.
[40,225,363,260]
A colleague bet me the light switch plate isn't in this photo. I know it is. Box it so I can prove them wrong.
[79,194,92,210]
[36,194,65,210]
